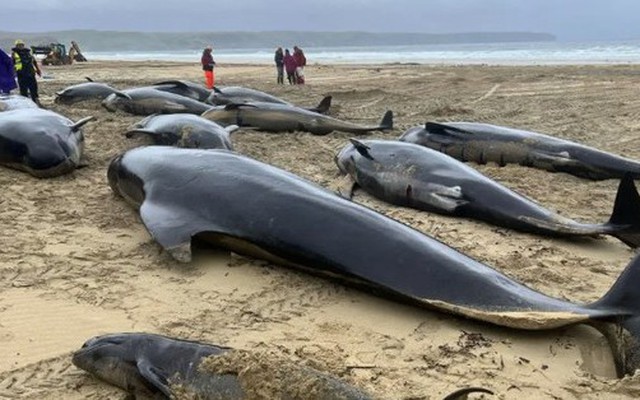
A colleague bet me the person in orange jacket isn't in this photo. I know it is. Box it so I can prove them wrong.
[201,45,216,89]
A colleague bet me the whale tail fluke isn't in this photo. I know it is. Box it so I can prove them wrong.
[591,253,640,376]
[607,174,640,248]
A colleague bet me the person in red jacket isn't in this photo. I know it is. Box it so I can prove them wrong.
[201,45,216,89]
[283,49,298,85]
[293,46,306,84]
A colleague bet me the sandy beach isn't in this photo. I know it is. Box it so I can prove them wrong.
[1,60,640,399]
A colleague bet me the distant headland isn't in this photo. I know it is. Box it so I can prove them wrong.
[0,30,555,52]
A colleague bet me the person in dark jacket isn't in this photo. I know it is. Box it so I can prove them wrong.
[11,40,41,104]
[293,46,307,84]
[0,48,17,94]
[201,45,216,89]
[274,47,284,84]
[283,49,297,85]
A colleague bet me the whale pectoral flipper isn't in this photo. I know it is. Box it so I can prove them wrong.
[139,201,220,263]
[137,358,172,397]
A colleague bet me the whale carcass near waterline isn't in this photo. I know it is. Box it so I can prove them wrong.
[201,102,391,135]
[102,87,213,116]
[0,108,93,177]
[54,77,127,105]
[336,139,640,247]
[108,146,640,377]
[125,114,236,150]
[400,121,640,180]
[206,86,332,114]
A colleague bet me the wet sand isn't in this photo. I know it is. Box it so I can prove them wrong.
[1,60,640,399]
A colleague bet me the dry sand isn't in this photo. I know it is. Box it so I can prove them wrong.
[1,60,640,399]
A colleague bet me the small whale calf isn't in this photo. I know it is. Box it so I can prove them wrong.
[202,102,392,135]
[73,332,493,399]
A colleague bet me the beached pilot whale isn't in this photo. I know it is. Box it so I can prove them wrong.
[0,109,93,177]
[201,102,392,135]
[206,86,333,114]
[150,80,213,102]
[108,146,640,377]
[102,88,213,116]
[72,332,389,399]
[0,94,39,111]
[54,77,127,105]
[336,139,640,248]
[400,122,640,181]
[125,114,236,150]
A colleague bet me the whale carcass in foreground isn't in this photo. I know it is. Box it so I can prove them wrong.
[72,332,389,400]
[206,86,333,114]
[0,109,93,177]
[125,114,236,150]
[400,122,640,180]
[0,94,39,111]
[108,146,640,377]
[201,102,391,135]
[336,139,640,247]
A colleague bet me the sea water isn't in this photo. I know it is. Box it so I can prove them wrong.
[83,40,640,65]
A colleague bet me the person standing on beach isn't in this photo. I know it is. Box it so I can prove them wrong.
[274,47,284,84]
[283,49,297,85]
[0,48,17,94]
[201,45,216,89]
[293,46,307,84]
[11,40,41,105]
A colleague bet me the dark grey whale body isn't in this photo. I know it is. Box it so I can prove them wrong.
[151,80,213,102]
[201,102,391,135]
[72,333,374,399]
[206,86,332,114]
[108,146,640,377]
[336,139,640,247]
[0,94,39,111]
[73,332,491,400]
[54,78,126,105]
[0,109,93,177]
[126,114,235,150]
[102,88,212,116]
[400,122,640,181]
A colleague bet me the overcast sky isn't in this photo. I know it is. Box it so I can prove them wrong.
[3,0,639,41]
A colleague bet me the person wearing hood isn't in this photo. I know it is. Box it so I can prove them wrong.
[11,40,41,105]
[201,45,216,89]
[283,49,297,85]
[0,48,17,94]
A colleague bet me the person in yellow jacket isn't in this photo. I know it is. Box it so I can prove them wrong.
[11,39,42,106]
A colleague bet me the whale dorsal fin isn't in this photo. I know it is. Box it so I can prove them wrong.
[213,86,223,93]
[425,122,472,136]
[113,91,132,100]
[84,76,94,82]
[224,102,257,111]
[349,138,374,160]
[153,80,189,88]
